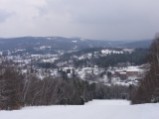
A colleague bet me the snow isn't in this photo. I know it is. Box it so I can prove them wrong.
[101,49,123,55]
[123,48,134,53]
[47,37,52,40]
[85,99,130,105]
[126,66,142,72]
[0,100,159,119]
[72,40,78,43]
[39,46,51,50]
[42,58,58,63]
[114,66,143,72]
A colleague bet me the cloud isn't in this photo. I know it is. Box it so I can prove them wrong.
[38,0,159,39]
[0,9,12,23]
[0,0,159,40]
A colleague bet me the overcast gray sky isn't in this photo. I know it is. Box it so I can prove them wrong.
[0,0,159,40]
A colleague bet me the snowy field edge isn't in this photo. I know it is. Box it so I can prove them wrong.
[0,100,159,119]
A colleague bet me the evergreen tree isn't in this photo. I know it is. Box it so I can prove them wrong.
[132,37,159,104]
[0,62,24,110]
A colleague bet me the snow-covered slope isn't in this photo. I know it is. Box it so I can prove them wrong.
[0,100,159,119]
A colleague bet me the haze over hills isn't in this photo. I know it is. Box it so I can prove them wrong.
[122,40,152,48]
[0,37,152,51]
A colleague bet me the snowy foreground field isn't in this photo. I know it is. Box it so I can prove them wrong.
[0,100,159,119]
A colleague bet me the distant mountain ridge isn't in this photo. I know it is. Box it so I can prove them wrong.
[122,40,152,48]
[0,37,152,51]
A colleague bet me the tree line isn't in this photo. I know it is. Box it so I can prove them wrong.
[131,37,159,104]
[68,48,148,68]
[0,59,129,110]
